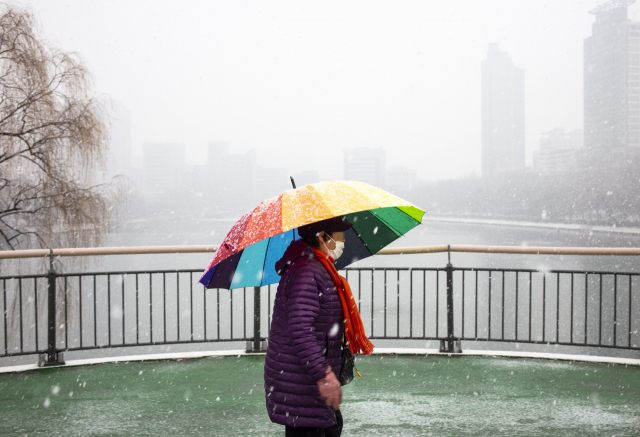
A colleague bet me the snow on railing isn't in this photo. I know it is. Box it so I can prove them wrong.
[2,244,640,259]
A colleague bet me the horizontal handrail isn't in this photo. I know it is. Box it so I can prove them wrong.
[0,245,219,260]
[376,244,640,256]
[3,265,640,280]
[1,243,640,260]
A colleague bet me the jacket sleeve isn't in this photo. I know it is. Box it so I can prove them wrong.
[287,266,328,381]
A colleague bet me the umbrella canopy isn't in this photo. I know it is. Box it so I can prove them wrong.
[199,181,425,289]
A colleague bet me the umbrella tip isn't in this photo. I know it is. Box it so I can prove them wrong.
[289,176,297,189]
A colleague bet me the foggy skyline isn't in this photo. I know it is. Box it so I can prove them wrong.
[19,0,628,182]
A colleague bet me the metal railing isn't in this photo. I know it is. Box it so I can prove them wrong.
[1,267,262,365]
[343,267,639,352]
[0,244,639,366]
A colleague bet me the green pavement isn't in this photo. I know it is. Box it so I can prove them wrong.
[0,354,638,436]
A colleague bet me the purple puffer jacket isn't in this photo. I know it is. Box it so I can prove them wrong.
[264,240,343,428]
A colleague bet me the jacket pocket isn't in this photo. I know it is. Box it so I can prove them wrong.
[318,332,328,357]
[324,333,329,357]
[315,331,328,357]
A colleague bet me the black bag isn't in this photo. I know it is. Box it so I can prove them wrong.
[339,345,355,386]
[339,339,361,386]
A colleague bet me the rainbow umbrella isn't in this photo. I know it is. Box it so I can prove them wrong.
[199,181,425,289]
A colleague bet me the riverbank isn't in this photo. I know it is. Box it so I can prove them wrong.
[424,216,640,236]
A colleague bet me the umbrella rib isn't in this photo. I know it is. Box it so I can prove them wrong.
[351,222,375,256]
[335,226,374,270]
[371,207,418,236]
[259,235,273,287]
[373,208,403,236]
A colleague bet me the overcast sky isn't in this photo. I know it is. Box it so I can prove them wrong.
[16,0,636,182]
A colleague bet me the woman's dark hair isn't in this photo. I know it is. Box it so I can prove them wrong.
[302,231,332,249]
[298,216,352,249]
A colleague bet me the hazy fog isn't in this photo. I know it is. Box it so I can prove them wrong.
[17,0,619,182]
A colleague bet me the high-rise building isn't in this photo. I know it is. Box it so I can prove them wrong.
[343,148,386,188]
[533,128,583,174]
[584,0,640,154]
[481,43,525,177]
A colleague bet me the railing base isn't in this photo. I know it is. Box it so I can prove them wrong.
[38,353,65,367]
[439,340,463,354]
[246,340,268,353]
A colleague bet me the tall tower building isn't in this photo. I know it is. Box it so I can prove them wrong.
[584,0,640,154]
[481,43,525,177]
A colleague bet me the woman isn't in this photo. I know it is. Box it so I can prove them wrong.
[264,216,374,437]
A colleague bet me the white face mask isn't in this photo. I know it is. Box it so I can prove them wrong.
[322,234,345,260]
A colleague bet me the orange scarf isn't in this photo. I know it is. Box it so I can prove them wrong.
[312,248,375,355]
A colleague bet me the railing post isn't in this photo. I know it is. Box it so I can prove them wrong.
[440,245,462,354]
[247,286,265,353]
[43,250,64,366]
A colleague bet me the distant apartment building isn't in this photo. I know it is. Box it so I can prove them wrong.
[143,143,186,194]
[533,128,583,174]
[207,142,257,210]
[255,167,289,201]
[481,43,525,177]
[344,148,386,188]
[387,166,417,194]
[179,164,208,194]
[584,0,640,155]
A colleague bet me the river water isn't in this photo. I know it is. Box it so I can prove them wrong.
[5,216,638,274]
[96,217,640,274]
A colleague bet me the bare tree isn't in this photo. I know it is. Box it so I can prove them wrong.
[0,5,124,250]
